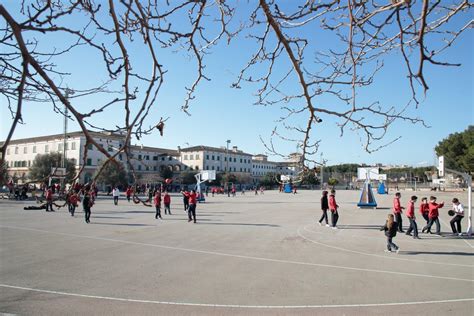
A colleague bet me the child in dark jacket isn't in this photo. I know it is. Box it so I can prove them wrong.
[381,214,399,253]
[319,191,329,226]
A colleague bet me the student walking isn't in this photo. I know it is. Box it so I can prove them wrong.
[154,191,162,219]
[329,189,339,229]
[405,195,420,239]
[83,190,92,224]
[163,191,171,215]
[112,187,120,206]
[393,192,405,233]
[319,190,329,227]
[419,197,429,225]
[422,196,444,235]
[450,198,464,236]
[381,214,399,253]
[126,186,133,202]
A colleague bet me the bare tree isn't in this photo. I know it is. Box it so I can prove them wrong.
[1,0,471,185]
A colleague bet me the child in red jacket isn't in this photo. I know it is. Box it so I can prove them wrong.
[393,192,405,233]
[329,189,339,229]
[405,195,420,239]
[419,197,429,225]
[422,196,444,235]
[154,191,162,220]
[163,191,171,215]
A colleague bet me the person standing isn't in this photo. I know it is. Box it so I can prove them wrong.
[450,198,464,236]
[112,186,120,206]
[163,191,171,215]
[419,197,430,225]
[393,192,405,233]
[405,195,420,239]
[319,190,330,227]
[186,190,197,223]
[181,190,189,213]
[329,189,339,229]
[154,191,162,219]
[45,186,54,212]
[68,192,79,216]
[83,190,92,224]
[126,186,132,202]
[422,196,444,235]
[381,214,399,253]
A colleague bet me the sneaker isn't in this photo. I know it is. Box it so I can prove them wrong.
[318,222,322,226]
[384,249,392,253]
[396,248,400,254]
[458,233,463,236]
[414,236,421,239]
[325,224,330,227]
[405,232,412,236]
[332,226,338,230]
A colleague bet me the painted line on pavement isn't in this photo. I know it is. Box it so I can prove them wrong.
[0,284,473,309]
[301,224,473,268]
[1,225,472,283]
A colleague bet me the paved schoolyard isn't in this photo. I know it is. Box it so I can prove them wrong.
[0,190,472,315]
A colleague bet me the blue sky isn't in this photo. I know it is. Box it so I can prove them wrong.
[1,1,473,166]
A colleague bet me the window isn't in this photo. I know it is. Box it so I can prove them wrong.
[58,143,63,151]
[211,166,215,170]
[233,167,236,171]
[224,157,227,161]
[217,156,220,161]
[217,166,220,171]
[206,155,209,160]
[153,166,157,171]
[138,154,142,160]
[97,159,101,165]
[6,148,10,155]
[190,154,194,160]
[184,155,188,160]
[88,144,93,150]
[195,166,199,170]
[233,158,237,162]
[108,146,113,152]
[45,145,49,153]
[86,158,92,166]
[138,165,142,171]
[145,155,150,160]
[212,155,215,160]
[153,156,158,161]
[240,168,242,172]
[169,156,172,161]
[71,142,76,150]
[15,147,18,154]
[240,159,242,163]
[146,166,149,171]
[28,161,31,167]
[161,157,165,161]
[23,147,27,154]
[196,154,200,159]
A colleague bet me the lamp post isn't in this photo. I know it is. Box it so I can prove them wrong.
[226,140,231,173]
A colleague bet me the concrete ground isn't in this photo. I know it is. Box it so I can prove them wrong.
[0,190,472,315]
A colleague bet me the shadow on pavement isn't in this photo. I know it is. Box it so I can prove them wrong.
[90,222,154,226]
[197,222,280,227]
[402,251,474,257]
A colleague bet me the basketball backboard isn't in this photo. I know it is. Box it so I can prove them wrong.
[201,170,216,181]
[357,167,379,180]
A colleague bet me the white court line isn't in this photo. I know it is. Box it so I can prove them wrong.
[0,225,472,283]
[438,217,474,249]
[300,224,473,268]
[0,284,472,309]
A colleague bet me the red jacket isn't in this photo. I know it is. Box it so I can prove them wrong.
[419,203,429,215]
[187,192,197,205]
[46,189,53,200]
[154,194,161,206]
[69,194,79,206]
[428,202,444,218]
[329,194,338,212]
[163,194,171,204]
[393,198,402,214]
[406,201,415,218]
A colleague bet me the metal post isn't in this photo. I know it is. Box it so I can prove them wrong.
[467,175,472,236]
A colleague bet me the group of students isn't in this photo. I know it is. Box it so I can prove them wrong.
[318,190,466,253]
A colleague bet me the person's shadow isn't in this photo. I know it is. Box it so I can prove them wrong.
[402,251,474,257]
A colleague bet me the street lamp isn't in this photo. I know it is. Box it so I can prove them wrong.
[226,140,231,172]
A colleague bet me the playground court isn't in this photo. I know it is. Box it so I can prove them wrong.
[0,190,472,315]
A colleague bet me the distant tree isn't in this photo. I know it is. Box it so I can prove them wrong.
[29,152,76,183]
[207,173,223,186]
[328,178,339,186]
[259,172,279,187]
[180,171,197,185]
[326,164,360,174]
[0,161,8,185]
[159,168,174,180]
[300,170,319,185]
[94,160,128,188]
[435,126,473,173]
[221,173,238,186]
